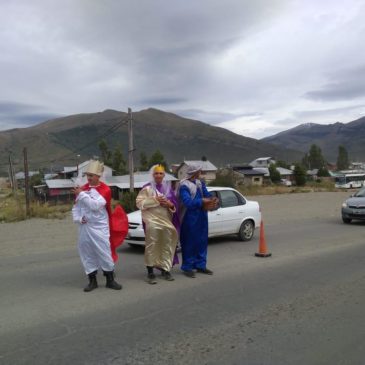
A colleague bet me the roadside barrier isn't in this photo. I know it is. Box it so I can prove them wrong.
[255,219,272,258]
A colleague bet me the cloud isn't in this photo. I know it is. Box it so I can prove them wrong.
[0,101,61,130]
[170,109,262,124]
[305,66,365,101]
[0,0,365,138]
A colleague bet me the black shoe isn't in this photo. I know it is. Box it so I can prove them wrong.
[147,273,157,285]
[162,271,175,281]
[183,270,196,278]
[84,271,98,292]
[103,271,122,290]
[196,268,213,275]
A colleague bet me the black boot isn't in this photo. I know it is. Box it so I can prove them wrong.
[84,271,98,292]
[103,271,122,290]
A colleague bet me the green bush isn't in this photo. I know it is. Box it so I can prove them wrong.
[119,191,138,213]
[209,174,236,188]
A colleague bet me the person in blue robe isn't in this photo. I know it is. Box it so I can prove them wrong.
[178,164,218,278]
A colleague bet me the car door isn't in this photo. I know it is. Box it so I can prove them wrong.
[207,190,222,236]
[217,189,246,234]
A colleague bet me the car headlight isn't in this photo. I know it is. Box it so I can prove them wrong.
[342,202,348,208]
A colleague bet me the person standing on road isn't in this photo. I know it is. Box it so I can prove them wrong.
[178,164,218,278]
[72,160,123,292]
[136,164,179,284]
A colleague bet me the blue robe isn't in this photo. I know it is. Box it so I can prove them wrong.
[179,180,211,271]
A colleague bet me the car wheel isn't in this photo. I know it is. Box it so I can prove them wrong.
[238,220,254,241]
[342,217,352,224]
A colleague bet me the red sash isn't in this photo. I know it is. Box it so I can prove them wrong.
[82,182,128,262]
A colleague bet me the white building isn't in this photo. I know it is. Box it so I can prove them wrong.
[177,160,218,182]
[250,157,276,168]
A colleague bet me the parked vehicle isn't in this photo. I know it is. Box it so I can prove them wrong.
[280,178,292,187]
[125,187,261,246]
[335,173,365,189]
[341,187,365,223]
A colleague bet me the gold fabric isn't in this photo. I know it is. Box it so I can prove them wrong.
[136,186,178,271]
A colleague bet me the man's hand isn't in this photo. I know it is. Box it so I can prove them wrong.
[81,216,87,224]
[156,195,167,205]
[72,186,83,196]
[202,198,219,211]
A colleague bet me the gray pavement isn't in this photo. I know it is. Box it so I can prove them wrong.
[1,192,365,365]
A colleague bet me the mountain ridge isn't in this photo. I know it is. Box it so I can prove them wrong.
[262,116,365,162]
[0,108,303,175]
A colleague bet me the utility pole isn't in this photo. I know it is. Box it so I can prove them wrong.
[8,154,17,196]
[128,108,135,193]
[23,147,30,218]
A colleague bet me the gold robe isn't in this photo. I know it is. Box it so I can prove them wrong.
[136,186,178,271]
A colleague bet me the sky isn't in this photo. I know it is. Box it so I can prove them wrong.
[1,0,365,138]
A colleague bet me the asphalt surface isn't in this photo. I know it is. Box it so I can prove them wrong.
[1,192,365,365]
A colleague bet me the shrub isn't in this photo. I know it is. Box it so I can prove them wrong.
[209,174,236,188]
[119,191,138,213]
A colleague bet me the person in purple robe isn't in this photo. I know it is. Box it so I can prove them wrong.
[136,164,179,284]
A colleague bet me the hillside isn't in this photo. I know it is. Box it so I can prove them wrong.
[0,108,303,175]
[262,116,365,162]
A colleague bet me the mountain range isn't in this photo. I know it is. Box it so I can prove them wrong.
[262,116,365,162]
[0,108,302,176]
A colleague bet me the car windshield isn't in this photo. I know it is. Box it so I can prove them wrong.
[355,188,365,197]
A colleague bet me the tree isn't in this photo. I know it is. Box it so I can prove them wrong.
[269,164,281,183]
[148,150,168,171]
[301,153,310,169]
[336,145,349,171]
[139,152,149,171]
[276,160,290,169]
[317,167,330,177]
[98,139,112,165]
[308,144,326,169]
[293,164,306,186]
[112,145,127,175]
[29,173,43,188]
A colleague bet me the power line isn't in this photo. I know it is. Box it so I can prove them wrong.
[1,118,129,168]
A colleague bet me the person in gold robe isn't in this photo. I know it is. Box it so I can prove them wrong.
[136,165,178,284]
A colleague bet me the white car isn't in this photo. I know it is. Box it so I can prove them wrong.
[280,178,292,187]
[125,187,261,246]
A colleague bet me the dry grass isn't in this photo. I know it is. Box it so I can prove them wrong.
[238,180,338,197]
[0,189,72,222]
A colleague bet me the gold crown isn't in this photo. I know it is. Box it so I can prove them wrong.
[153,164,165,173]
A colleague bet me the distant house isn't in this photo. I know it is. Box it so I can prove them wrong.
[15,171,40,180]
[60,160,113,180]
[39,170,179,202]
[232,166,265,186]
[15,171,40,189]
[307,169,319,180]
[104,172,179,199]
[250,157,276,168]
[349,162,365,170]
[276,167,294,181]
[44,179,76,202]
[177,160,218,183]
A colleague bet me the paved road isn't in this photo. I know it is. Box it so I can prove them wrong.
[1,192,365,364]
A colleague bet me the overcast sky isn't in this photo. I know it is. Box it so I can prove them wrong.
[1,0,365,138]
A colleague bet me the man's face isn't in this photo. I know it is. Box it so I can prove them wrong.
[191,170,201,180]
[86,173,100,186]
[153,171,165,185]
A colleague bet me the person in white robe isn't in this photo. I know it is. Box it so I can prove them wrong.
[72,160,122,292]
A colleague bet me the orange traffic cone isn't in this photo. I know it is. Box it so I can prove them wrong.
[255,219,272,257]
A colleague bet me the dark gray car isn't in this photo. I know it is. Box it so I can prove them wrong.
[341,187,365,223]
